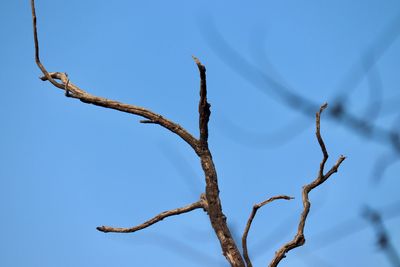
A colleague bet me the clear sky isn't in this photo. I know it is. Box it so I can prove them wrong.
[1,1,400,266]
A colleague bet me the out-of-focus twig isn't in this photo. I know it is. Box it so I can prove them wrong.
[363,206,400,267]
[218,114,312,149]
[203,17,400,156]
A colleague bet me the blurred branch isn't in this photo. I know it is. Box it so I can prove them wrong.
[203,16,400,156]
[218,114,312,149]
[306,200,400,252]
[363,206,400,267]
[242,195,293,267]
[142,232,226,266]
[371,153,400,183]
[269,104,346,267]
[159,142,203,198]
[362,63,383,122]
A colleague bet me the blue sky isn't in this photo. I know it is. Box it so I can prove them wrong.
[1,1,400,266]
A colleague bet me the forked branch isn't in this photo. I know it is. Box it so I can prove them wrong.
[30,1,345,266]
[269,104,346,267]
[30,1,244,266]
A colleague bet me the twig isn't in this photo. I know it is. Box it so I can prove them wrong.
[242,195,293,267]
[97,194,207,233]
[31,0,64,90]
[269,104,346,267]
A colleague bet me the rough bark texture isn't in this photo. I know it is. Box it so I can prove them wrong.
[201,151,245,266]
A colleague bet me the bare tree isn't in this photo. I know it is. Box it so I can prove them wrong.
[30,1,345,266]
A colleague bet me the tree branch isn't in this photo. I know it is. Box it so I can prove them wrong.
[192,57,245,266]
[32,0,199,152]
[30,2,345,266]
[269,104,346,267]
[193,56,211,149]
[242,195,293,267]
[31,2,244,265]
[39,72,200,152]
[97,194,207,233]
[31,0,64,90]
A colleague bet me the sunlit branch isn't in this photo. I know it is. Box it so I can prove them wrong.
[242,195,293,267]
[269,104,346,267]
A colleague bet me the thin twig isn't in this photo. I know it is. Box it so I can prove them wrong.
[97,194,207,233]
[269,104,346,267]
[242,195,293,267]
[31,0,64,89]
[316,103,329,178]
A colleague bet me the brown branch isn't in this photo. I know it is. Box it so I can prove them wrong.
[193,56,211,148]
[316,103,329,178]
[31,2,346,267]
[269,104,346,267]
[40,72,199,152]
[191,57,245,266]
[97,194,207,233]
[242,195,293,267]
[31,1,244,264]
[32,0,199,153]
[31,0,64,90]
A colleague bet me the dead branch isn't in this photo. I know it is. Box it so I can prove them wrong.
[38,73,201,154]
[269,104,346,267]
[30,1,245,266]
[30,1,345,266]
[242,195,293,267]
[32,0,199,153]
[97,194,207,233]
[194,56,211,148]
[192,57,245,266]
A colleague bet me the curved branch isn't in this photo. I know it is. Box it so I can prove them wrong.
[31,0,199,153]
[97,194,207,233]
[269,104,346,267]
[242,195,293,267]
[31,2,244,265]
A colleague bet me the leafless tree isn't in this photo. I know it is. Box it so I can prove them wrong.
[30,1,345,266]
